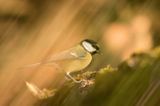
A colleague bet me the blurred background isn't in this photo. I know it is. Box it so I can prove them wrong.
[0,0,159,105]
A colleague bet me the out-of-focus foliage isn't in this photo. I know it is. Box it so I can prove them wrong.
[37,47,160,106]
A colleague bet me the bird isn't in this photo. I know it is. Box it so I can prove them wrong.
[23,39,100,83]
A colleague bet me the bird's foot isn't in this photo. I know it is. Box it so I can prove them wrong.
[80,79,95,88]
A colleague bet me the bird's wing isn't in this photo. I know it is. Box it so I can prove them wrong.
[22,46,86,68]
[47,47,86,61]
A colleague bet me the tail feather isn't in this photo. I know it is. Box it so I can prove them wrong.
[23,62,42,68]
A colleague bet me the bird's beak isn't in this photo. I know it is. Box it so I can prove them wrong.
[97,50,102,55]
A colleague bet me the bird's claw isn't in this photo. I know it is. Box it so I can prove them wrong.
[80,79,95,88]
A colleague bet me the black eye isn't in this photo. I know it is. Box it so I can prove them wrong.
[81,39,100,53]
[93,44,99,51]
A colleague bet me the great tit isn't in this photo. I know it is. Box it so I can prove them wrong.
[24,39,100,83]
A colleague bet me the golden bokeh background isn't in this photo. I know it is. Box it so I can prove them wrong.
[0,0,159,105]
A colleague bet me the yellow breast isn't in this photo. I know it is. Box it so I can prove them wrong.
[56,45,92,73]
[65,52,92,72]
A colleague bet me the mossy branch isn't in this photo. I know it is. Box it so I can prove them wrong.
[36,47,160,106]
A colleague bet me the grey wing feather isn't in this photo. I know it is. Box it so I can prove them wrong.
[47,48,85,61]
[22,47,86,68]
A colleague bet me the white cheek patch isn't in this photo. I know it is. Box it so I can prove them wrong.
[82,41,96,52]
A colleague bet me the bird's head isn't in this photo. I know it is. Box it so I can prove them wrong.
[81,39,100,55]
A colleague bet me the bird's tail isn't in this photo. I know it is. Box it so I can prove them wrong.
[19,61,61,70]
[22,62,43,68]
